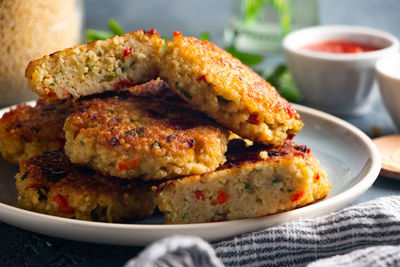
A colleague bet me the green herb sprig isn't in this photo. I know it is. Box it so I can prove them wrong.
[86,19,125,42]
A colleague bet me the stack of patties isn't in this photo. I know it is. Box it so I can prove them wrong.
[156,32,330,223]
[1,79,191,222]
[1,29,331,224]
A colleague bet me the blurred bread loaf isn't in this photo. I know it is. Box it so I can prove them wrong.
[0,0,82,106]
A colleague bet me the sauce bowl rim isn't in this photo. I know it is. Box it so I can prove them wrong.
[283,24,400,61]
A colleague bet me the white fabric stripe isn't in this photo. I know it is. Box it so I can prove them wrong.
[216,197,400,244]
[216,224,400,252]
[217,237,400,261]
[308,245,400,267]
[215,226,400,257]
[215,212,399,249]
[124,196,400,267]
[219,237,400,266]
[214,196,400,266]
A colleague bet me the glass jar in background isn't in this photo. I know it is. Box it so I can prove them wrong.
[224,0,319,55]
[0,0,83,107]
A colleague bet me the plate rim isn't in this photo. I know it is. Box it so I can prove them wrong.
[0,102,382,245]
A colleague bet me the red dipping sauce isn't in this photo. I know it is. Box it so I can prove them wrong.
[302,40,380,54]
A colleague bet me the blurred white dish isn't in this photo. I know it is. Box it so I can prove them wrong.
[373,135,400,179]
[283,25,399,116]
[0,103,381,246]
[376,54,400,130]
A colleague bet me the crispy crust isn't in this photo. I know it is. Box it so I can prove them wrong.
[0,80,176,166]
[160,32,303,145]
[16,151,156,222]
[155,140,331,224]
[64,94,229,180]
[25,29,164,99]
[0,99,74,165]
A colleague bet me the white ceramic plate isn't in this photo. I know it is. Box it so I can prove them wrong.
[0,102,381,246]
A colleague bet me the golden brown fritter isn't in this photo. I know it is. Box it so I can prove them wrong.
[0,79,177,166]
[0,98,74,165]
[155,139,331,224]
[25,29,164,100]
[64,94,229,180]
[15,151,156,222]
[160,32,303,146]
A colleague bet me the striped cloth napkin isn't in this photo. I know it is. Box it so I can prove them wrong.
[125,196,400,267]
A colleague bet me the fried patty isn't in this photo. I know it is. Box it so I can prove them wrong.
[0,80,175,166]
[64,94,229,180]
[15,151,156,222]
[25,29,164,100]
[0,99,74,165]
[155,139,331,224]
[160,32,303,146]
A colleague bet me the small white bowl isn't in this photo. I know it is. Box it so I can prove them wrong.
[376,54,400,130]
[283,25,399,116]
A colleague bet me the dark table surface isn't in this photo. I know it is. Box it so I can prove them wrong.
[2,0,400,266]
